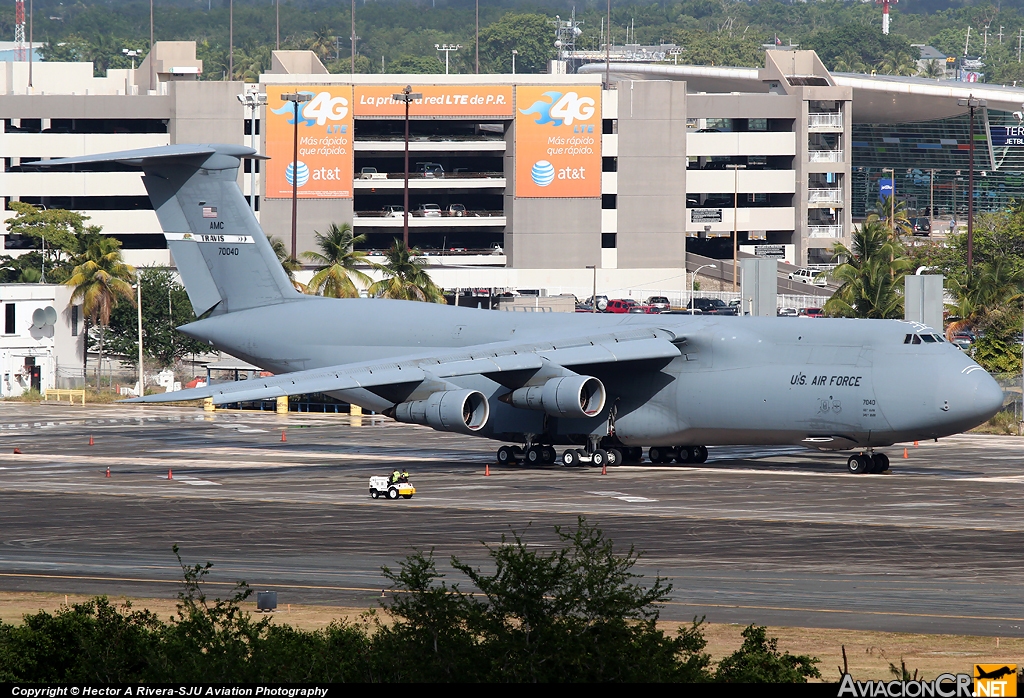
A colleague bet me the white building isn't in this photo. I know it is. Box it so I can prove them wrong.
[0,283,83,395]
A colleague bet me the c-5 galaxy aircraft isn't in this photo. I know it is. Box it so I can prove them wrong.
[39,144,1004,474]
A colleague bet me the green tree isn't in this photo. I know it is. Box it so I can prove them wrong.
[824,221,912,318]
[268,235,304,290]
[4,203,102,283]
[715,625,820,683]
[374,517,714,682]
[877,48,919,76]
[369,240,445,302]
[479,13,554,73]
[869,195,913,238]
[63,237,136,385]
[302,223,372,298]
[104,268,209,370]
[385,54,444,74]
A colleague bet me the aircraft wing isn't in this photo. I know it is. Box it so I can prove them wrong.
[126,327,681,406]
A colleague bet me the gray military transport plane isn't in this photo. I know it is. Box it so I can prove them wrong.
[38,144,1004,474]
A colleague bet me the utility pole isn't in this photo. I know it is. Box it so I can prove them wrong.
[229,0,233,80]
[1018,28,1021,62]
[276,0,280,51]
[958,95,986,272]
[605,0,611,88]
[727,164,744,292]
[149,0,154,92]
[27,0,32,89]
[475,0,479,74]
[281,92,311,261]
[392,86,422,247]
[351,0,356,75]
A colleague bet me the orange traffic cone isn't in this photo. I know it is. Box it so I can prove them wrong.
[280,430,287,443]
[601,462,607,475]
[88,435,94,446]
[903,448,909,459]
[12,448,20,454]
[914,440,919,448]
[105,467,110,478]
[168,469,173,480]
[485,464,490,476]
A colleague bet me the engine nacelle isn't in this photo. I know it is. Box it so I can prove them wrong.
[507,375,606,419]
[392,389,490,434]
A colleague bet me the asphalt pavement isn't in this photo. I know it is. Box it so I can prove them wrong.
[0,402,1021,637]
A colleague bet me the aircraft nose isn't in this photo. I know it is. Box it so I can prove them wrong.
[948,366,1004,427]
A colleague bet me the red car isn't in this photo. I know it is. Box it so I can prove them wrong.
[605,299,639,313]
[798,307,824,318]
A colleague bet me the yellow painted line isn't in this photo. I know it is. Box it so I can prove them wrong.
[0,571,384,593]
[662,600,1024,623]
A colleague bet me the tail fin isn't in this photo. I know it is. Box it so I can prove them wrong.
[37,144,302,317]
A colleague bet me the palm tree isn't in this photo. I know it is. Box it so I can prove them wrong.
[831,51,867,74]
[824,221,912,319]
[368,240,445,302]
[878,50,918,76]
[919,59,945,80]
[268,236,305,290]
[868,195,913,238]
[64,237,136,387]
[302,223,372,298]
[946,259,1024,339]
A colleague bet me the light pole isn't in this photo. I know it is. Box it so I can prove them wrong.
[435,44,461,74]
[957,95,986,271]
[135,273,144,397]
[586,265,597,312]
[237,89,267,216]
[726,164,744,292]
[281,92,311,261]
[122,48,138,70]
[691,264,716,314]
[392,85,422,247]
[511,49,518,74]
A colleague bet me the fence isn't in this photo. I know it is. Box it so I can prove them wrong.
[993,373,1024,422]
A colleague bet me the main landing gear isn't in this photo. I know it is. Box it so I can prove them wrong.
[496,444,557,466]
[847,452,889,475]
[647,445,709,464]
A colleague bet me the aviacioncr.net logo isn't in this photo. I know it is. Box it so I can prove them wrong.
[271,91,349,127]
[519,91,595,126]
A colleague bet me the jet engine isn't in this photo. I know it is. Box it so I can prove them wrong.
[504,375,606,419]
[391,389,490,434]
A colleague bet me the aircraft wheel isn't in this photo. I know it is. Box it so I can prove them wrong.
[872,453,889,473]
[370,490,380,499]
[591,449,608,468]
[562,449,581,467]
[497,445,516,465]
[691,445,709,464]
[628,447,644,464]
[387,487,400,499]
[648,446,669,464]
[675,447,691,464]
[607,448,622,466]
[542,446,557,464]
[847,454,871,474]
[526,446,544,465]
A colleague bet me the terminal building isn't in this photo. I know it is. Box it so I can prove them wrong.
[0,43,1020,298]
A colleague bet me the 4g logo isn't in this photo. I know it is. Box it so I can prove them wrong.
[273,90,349,127]
[520,90,596,127]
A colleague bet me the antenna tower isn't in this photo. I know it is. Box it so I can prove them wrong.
[553,8,583,72]
[875,0,897,36]
[14,1,25,61]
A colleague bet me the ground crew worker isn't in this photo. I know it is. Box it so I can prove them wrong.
[400,469,410,483]
[390,469,401,485]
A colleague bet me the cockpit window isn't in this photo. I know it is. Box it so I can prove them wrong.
[904,333,944,344]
